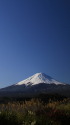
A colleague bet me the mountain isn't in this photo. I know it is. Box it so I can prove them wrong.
[0,73,70,97]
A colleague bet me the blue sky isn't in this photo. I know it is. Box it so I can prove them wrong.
[0,0,70,88]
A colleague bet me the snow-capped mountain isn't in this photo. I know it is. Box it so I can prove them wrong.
[0,73,70,97]
[16,73,65,86]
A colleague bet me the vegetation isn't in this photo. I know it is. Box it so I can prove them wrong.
[0,97,70,125]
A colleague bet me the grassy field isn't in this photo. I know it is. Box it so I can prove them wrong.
[0,97,70,125]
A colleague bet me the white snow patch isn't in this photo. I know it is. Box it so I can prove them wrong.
[16,73,65,86]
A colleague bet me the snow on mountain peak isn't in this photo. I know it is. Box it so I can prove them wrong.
[16,73,65,86]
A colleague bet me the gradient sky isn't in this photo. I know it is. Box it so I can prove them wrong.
[0,0,70,88]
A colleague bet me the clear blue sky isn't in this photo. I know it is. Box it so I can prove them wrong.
[0,0,70,88]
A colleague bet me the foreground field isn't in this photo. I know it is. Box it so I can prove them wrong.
[0,98,70,125]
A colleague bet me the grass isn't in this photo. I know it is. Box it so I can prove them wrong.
[0,98,70,125]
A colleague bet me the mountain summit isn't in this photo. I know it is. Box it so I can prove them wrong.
[16,73,65,86]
